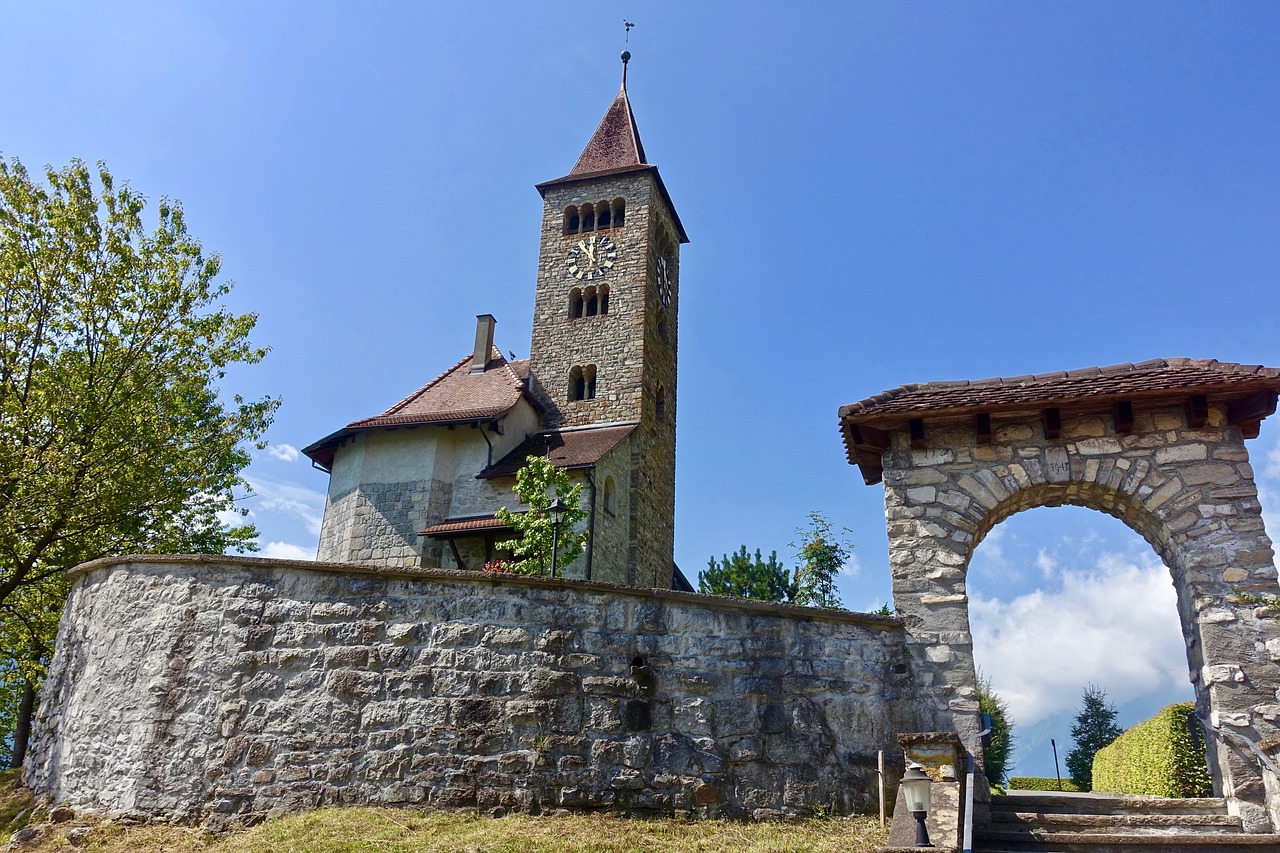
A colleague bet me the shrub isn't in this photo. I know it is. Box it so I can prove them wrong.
[1092,702,1212,797]
[1008,776,1082,792]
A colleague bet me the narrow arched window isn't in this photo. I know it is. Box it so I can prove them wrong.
[603,476,616,515]
[599,284,609,316]
[581,203,595,232]
[564,206,579,235]
[597,201,611,229]
[585,286,598,317]
[569,366,585,401]
[612,198,625,227]
[655,386,666,421]
[585,366,597,400]
[657,310,668,343]
[569,288,584,319]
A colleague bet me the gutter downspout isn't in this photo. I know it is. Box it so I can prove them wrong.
[478,421,494,468]
[583,467,597,581]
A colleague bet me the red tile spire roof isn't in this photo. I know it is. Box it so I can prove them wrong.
[567,55,647,177]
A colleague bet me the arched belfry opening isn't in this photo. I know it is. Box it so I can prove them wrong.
[840,358,1280,831]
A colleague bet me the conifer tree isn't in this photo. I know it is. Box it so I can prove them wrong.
[1066,684,1124,790]
[699,546,796,602]
[977,670,1015,788]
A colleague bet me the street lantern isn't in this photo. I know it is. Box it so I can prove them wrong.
[547,496,568,578]
[900,761,933,848]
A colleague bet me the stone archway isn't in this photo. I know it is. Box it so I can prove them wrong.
[840,359,1280,831]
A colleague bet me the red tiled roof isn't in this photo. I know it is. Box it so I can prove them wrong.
[420,514,512,537]
[479,424,637,479]
[302,348,535,471]
[567,87,647,177]
[840,359,1280,425]
[352,348,530,428]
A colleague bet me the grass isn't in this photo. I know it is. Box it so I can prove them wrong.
[0,772,888,852]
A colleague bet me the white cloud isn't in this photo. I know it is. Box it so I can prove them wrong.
[216,505,251,528]
[972,552,1188,728]
[1034,548,1057,579]
[266,443,301,463]
[841,550,863,577]
[261,540,316,561]
[244,474,327,536]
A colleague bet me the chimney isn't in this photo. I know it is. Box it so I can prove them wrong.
[471,314,496,373]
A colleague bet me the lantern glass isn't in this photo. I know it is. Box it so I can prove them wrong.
[901,763,932,813]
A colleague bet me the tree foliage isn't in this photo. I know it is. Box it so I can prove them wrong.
[977,669,1015,788]
[1066,683,1124,791]
[698,546,796,602]
[789,511,850,609]
[0,157,277,764]
[494,455,587,575]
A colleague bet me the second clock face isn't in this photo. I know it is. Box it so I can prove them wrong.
[566,235,617,281]
[656,255,673,306]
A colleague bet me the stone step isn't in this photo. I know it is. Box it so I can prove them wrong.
[990,809,1244,834]
[974,829,1280,852]
[991,791,1228,817]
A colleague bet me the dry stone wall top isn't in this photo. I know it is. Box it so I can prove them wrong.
[26,555,918,828]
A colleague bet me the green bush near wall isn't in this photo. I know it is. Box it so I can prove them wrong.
[1008,777,1082,792]
[1092,703,1212,798]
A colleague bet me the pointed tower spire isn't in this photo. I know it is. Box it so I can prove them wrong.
[566,50,647,177]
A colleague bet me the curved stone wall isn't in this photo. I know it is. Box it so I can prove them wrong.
[25,555,916,828]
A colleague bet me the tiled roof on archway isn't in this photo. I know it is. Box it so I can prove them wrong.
[840,358,1280,424]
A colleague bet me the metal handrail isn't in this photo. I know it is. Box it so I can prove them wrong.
[1196,714,1280,779]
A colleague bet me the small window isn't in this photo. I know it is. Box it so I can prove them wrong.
[564,206,580,235]
[569,365,598,402]
[581,203,595,232]
[585,286,598,317]
[569,287,584,319]
[612,198,625,227]
[597,202,611,229]
[603,476,616,515]
[599,285,609,316]
[655,386,666,421]
[657,311,668,343]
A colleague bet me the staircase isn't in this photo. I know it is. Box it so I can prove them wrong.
[974,790,1280,852]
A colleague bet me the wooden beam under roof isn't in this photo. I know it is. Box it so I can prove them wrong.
[1228,390,1278,426]
[1113,401,1135,435]
[1186,395,1208,429]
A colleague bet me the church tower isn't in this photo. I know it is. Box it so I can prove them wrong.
[529,51,688,586]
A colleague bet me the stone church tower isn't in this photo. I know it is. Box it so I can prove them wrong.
[529,52,689,585]
[304,53,688,589]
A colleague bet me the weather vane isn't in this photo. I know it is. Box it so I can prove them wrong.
[624,20,635,49]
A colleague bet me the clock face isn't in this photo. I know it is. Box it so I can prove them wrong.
[656,255,673,306]
[566,235,617,281]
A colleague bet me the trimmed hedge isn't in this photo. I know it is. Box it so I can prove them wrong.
[1092,703,1212,797]
[1008,777,1082,792]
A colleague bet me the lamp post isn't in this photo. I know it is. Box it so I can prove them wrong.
[900,761,934,848]
[547,496,567,578]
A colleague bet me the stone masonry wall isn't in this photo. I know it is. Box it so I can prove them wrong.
[26,555,918,828]
[880,402,1280,831]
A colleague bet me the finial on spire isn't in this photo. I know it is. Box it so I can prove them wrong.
[621,20,634,90]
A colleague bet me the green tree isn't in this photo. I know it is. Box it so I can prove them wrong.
[790,511,851,609]
[0,157,277,765]
[494,455,587,575]
[699,546,796,602]
[977,669,1015,789]
[1066,684,1124,791]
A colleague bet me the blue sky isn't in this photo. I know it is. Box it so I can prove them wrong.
[6,2,1280,778]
